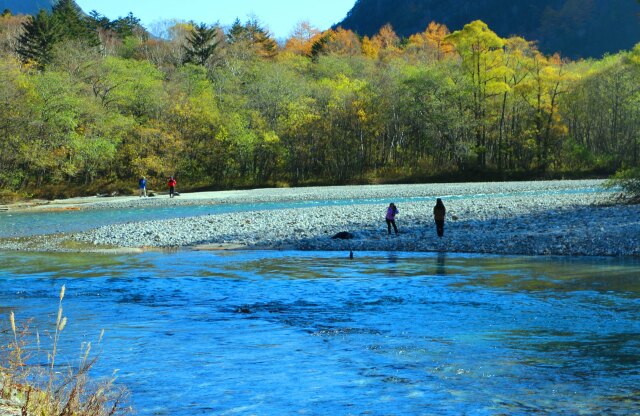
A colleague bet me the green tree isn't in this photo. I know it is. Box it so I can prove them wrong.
[398,61,474,172]
[52,0,98,45]
[0,56,34,188]
[519,53,573,172]
[226,18,277,59]
[607,167,640,203]
[110,12,144,39]
[16,9,62,69]
[183,22,220,66]
[24,70,85,185]
[169,64,226,183]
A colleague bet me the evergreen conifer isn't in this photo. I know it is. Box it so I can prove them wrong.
[16,8,62,69]
[183,23,219,66]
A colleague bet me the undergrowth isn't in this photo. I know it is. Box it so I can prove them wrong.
[0,286,131,415]
[606,167,640,204]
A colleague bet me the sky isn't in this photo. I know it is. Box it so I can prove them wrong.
[74,0,356,40]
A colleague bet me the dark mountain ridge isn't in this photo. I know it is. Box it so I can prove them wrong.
[1,0,56,14]
[338,0,640,58]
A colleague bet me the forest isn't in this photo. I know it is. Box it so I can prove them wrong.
[338,0,640,59]
[0,0,639,197]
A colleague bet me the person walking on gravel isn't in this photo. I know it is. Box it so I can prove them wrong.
[433,198,446,237]
[385,203,399,235]
[168,176,177,198]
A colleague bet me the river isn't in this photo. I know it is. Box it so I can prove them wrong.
[1,249,638,415]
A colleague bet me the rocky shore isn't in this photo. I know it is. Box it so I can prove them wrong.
[1,180,639,257]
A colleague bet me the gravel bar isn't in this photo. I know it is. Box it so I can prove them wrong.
[1,180,639,257]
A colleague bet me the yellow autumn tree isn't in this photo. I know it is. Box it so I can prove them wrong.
[519,52,575,171]
[407,21,453,61]
[284,21,321,56]
[327,28,361,56]
[362,24,400,60]
[447,20,511,167]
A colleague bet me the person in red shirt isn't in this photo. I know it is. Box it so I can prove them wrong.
[168,176,177,198]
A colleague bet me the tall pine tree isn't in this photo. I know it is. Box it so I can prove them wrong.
[183,23,220,66]
[52,0,98,45]
[226,18,277,58]
[227,18,249,44]
[16,9,62,69]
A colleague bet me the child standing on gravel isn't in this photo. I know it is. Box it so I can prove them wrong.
[385,203,399,235]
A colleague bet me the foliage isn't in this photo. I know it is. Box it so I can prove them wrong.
[607,168,640,203]
[1,7,640,196]
[338,0,640,59]
[0,286,130,415]
[52,0,98,45]
[16,9,62,69]
[183,22,220,66]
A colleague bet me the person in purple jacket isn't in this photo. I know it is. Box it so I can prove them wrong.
[385,203,399,235]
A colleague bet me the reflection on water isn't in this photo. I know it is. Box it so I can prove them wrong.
[0,250,639,415]
[437,252,447,276]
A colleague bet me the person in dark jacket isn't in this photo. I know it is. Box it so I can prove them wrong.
[433,198,446,237]
[385,203,399,235]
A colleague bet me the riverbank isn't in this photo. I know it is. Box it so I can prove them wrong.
[1,180,638,256]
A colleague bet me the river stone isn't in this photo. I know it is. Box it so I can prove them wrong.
[332,231,355,240]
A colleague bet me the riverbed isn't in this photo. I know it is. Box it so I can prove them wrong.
[0,180,638,256]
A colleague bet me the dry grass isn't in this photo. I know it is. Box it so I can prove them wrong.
[0,286,132,415]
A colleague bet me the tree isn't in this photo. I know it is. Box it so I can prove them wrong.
[284,21,321,56]
[110,12,144,39]
[520,53,573,172]
[607,168,640,203]
[326,28,362,56]
[226,18,277,59]
[362,24,400,60]
[311,28,362,59]
[399,62,474,171]
[52,0,98,45]
[0,56,34,188]
[16,9,62,69]
[227,18,248,44]
[406,22,453,61]
[183,22,220,66]
[447,20,510,167]
[0,12,28,56]
[561,51,640,171]
[310,32,331,61]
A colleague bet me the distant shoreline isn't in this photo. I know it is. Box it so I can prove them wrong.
[1,180,638,257]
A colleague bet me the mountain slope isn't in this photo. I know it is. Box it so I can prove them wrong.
[337,0,640,58]
[1,0,57,15]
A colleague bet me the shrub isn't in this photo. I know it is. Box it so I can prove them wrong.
[606,167,640,203]
[0,286,131,415]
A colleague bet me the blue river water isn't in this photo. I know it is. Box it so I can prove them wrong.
[1,249,639,415]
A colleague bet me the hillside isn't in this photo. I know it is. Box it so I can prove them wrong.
[337,0,640,59]
[1,0,56,15]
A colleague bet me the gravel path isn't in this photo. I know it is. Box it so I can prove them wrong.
[1,180,638,256]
